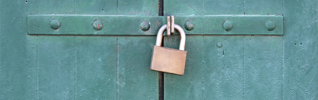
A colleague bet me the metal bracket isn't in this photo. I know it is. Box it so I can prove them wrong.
[166,15,175,36]
[27,14,283,35]
[167,16,171,36]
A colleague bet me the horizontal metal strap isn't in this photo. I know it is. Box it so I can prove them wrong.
[27,14,283,35]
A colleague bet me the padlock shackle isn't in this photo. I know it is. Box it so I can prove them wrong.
[156,24,186,51]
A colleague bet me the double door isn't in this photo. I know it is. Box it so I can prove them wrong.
[1,0,317,100]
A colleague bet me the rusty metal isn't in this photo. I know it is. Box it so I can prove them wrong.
[184,20,194,31]
[151,24,187,75]
[93,20,103,30]
[140,21,150,31]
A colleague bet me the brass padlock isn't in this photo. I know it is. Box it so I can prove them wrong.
[150,24,187,75]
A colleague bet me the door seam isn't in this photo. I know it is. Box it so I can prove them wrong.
[158,0,164,100]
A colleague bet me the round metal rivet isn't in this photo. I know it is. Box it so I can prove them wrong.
[49,19,60,29]
[184,20,195,31]
[93,20,103,30]
[140,21,150,31]
[223,20,233,31]
[266,20,276,31]
[216,42,222,48]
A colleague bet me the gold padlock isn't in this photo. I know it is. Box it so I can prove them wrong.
[150,24,187,75]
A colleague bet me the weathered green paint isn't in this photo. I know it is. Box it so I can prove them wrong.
[92,20,103,30]
[37,36,76,99]
[244,36,283,99]
[164,0,317,100]
[140,21,151,31]
[164,0,282,15]
[27,15,164,35]
[284,0,318,99]
[168,15,283,35]
[1,0,159,100]
[164,36,244,99]
[37,0,75,14]
[163,36,205,99]
[117,36,158,100]
[164,0,203,15]
[244,0,283,15]
[75,36,117,100]
[118,0,158,16]
[184,20,195,31]
[27,15,283,35]
[203,0,244,15]
[0,0,38,99]
[75,0,117,14]
[202,36,244,99]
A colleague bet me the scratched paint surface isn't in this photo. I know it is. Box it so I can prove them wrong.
[164,36,244,99]
[283,0,318,100]
[0,0,158,100]
[165,0,317,100]
[117,36,158,100]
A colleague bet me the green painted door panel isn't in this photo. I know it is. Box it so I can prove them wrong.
[164,0,244,15]
[203,0,244,15]
[244,0,283,15]
[0,0,37,99]
[163,34,284,100]
[164,0,317,100]
[117,36,158,100]
[164,36,244,99]
[283,0,318,99]
[1,0,159,100]
[37,36,76,100]
[75,0,117,14]
[163,36,205,100]
[243,36,283,99]
[75,36,117,100]
[164,0,283,15]
[37,0,76,14]
[118,0,158,16]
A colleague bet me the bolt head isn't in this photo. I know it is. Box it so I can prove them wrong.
[140,21,150,31]
[49,19,60,29]
[93,20,103,30]
[216,42,222,48]
[184,20,195,31]
[223,20,233,31]
[266,20,276,31]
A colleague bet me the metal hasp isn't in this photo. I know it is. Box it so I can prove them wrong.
[27,14,165,35]
[167,16,171,36]
[27,15,283,35]
[166,16,175,36]
[151,24,187,75]
[178,15,283,35]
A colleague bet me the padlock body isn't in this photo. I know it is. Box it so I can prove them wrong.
[151,46,187,75]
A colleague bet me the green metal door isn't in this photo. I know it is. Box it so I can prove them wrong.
[0,0,160,100]
[163,0,318,100]
[1,0,317,100]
